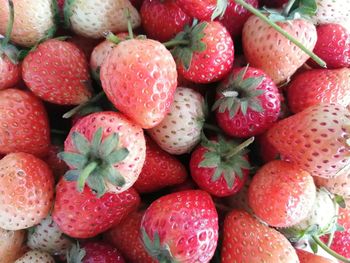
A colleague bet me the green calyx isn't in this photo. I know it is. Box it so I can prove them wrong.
[211,0,228,21]
[198,133,253,189]
[58,127,129,197]
[212,66,264,118]
[63,0,76,28]
[66,243,86,263]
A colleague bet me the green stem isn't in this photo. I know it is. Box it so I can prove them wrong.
[77,161,98,192]
[2,0,14,48]
[163,39,190,48]
[234,0,327,68]
[125,9,134,39]
[105,32,122,45]
[203,123,222,134]
[226,137,254,159]
[312,235,350,263]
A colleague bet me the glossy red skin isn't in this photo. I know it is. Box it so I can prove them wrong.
[190,145,248,197]
[260,0,288,7]
[0,55,20,90]
[308,23,350,69]
[82,242,125,263]
[216,0,258,38]
[216,67,281,138]
[141,0,192,42]
[141,190,218,263]
[134,136,188,193]
[178,21,234,84]
[52,180,140,238]
[44,145,68,182]
[296,249,335,263]
[0,89,50,157]
[175,0,216,21]
[105,211,156,263]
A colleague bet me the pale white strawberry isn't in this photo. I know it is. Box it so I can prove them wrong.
[15,250,55,263]
[90,40,117,77]
[65,0,141,39]
[148,87,205,155]
[0,0,57,47]
[0,228,25,263]
[27,215,73,256]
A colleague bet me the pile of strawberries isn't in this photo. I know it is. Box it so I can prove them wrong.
[0,0,349,262]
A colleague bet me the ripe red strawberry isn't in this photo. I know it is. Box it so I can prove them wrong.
[0,89,50,156]
[175,0,226,21]
[100,38,177,129]
[0,228,25,263]
[141,190,218,263]
[189,135,251,197]
[0,55,20,90]
[213,66,281,138]
[0,153,54,230]
[248,160,316,227]
[15,250,55,263]
[287,68,350,113]
[60,111,146,196]
[44,145,68,182]
[296,249,336,263]
[267,104,350,178]
[308,24,350,69]
[134,136,188,193]
[172,21,234,84]
[141,0,192,42]
[52,179,140,238]
[105,211,156,263]
[22,39,92,106]
[221,210,299,262]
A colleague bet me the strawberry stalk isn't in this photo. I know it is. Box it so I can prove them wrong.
[311,235,350,263]
[226,137,254,159]
[2,0,14,48]
[125,9,134,39]
[234,0,327,68]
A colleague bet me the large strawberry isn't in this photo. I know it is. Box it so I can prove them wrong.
[296,249,336,263]
[0,228,25,263]
[64,0,140,38]
[0,153,54,230]
[14,250,54,263]
[213,66,281,138]
[0,89,50,156]
[267,103,350,178]
[148,87,205,155]
[100,38,177,129]
[221,210,299,262]
[59,111,145,196]
[141,190,218,263]
[287,68,350,113]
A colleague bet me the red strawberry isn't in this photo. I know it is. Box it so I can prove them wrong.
[287,68,350,113]
[52,179,140,238]
[100,38,177,129]
[141,0,192,42]
[0,89,50,157]
[0,55,20,90]
[0,153,54,230]
[296,249,336,263]
[213,66,281,138]
[134,136,188,193]
[22,39,92,106]
[0,228,25,263]
[105,211,156,263]
[248,160,316,227]
[44,145,68,182]
[174,0,226,21]
[141,190,218,263]
[221,210,299,262]
[267,104,350,178]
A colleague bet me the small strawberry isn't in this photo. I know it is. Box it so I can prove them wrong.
[141,190,218,263]
[287,68,350,113]
[296,249,336,263]
[44,145,69,182]
[52,179,140,238]
[0,228,25,263]
[134,136,188,193]
[64,0,141,38]
[0,89,50,157]
[267,103,350,178]
[148,87,205,155]
[213,66,281,138]
[14,250,54,263]
[0,55,20,90]
[100,38,177,129]
[221,210,299,263]
[174,0,227,21]
[0,153,54,230]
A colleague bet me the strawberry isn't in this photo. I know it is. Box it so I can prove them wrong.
[309,24,350,69]
[64,0,141,38]
[134,136,188,193]
[296,249,336,263]
[105,211,156,263]
[170,21,234,84]
[225,175,253,213]
[189,135,251,197]
[213,66,281,138]
[52,179,140,238]
[22,39,92,106]
[141,0,192,42]
[0,89,50,157]
[14,250,54,263]
[27,214,73,256]
[148,87,205,155]
[0,153,54,230]
[174,0,227,21]
[267,103,350,178]
[257,132,281,163]
[100,38,177,129]
[59,111,146,196]
[0,0,57,47]
[141,190,218,263]
[0,55,20,90]
[248,160,316,227]
[221,210,299,263]
[0,228,25,263]
[287,68,350,113]
[44,145,68,182]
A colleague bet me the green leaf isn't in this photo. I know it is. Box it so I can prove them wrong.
[249,99,264,112]
[102,165,126,187]
[211,0,228,20]
[334,194,346,209]
[223,169,234,189]
[99,133,119,158]
[58,152,87,169]
[91,128,103,156]
[86,173,106,197]
[67,243,86,263]
[199,152,220,168]
[105,148,129,164]
[240,100,249,116]
[212,166,223,182]
[240,76,264,91]
[141,228,159,257]
[64,169,80,181]
[2,44,19,64]
[177,47,193,71]
[309,238,318,254]
[72,132,90,155]
[63,0,76,28]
